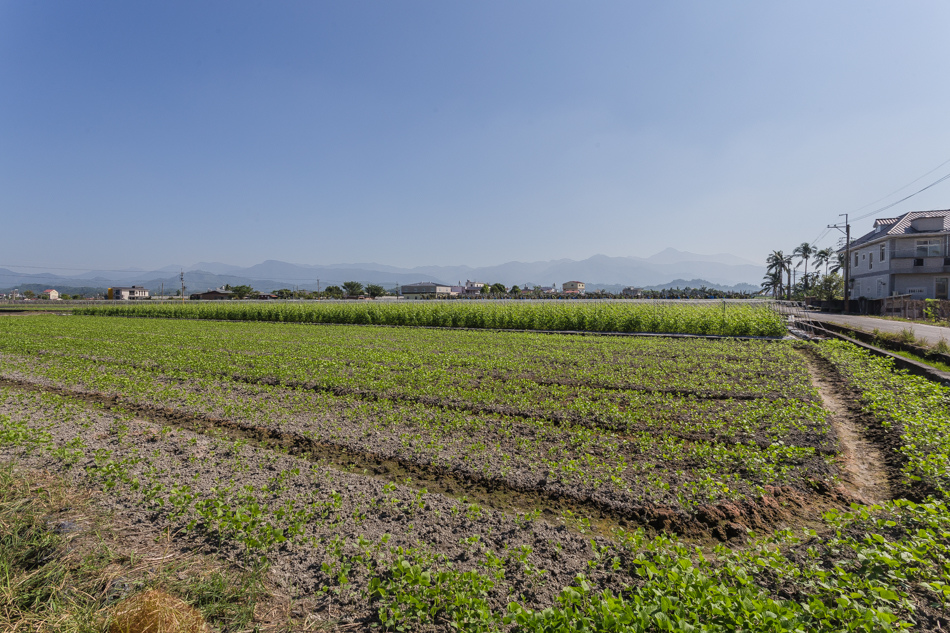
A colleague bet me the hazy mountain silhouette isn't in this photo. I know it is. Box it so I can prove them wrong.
[0,250,764,293]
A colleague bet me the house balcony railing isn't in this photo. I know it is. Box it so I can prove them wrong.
[889,248,948,259]
[876,255,950,274]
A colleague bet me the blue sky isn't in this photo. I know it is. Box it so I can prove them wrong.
[3,1,950,271]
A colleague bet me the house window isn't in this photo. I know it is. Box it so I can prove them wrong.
[869,253,874,269]
[938,278,949,301]
[880,244,886,260]
[916,238,942,257]
[854,253,859,266]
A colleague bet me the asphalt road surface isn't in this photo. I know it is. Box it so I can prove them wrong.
[800,312,950,346]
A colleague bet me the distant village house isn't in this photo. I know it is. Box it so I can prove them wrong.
[107,286,150,300]
[562,281,585,294]
[400,282,455,299]
[43,289,60,300]
[462,280,485,296]
[189,288,234,300]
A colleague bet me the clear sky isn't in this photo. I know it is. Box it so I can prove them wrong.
[3,1,950,272]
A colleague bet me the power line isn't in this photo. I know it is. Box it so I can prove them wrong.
[849,155,950,215]
[850,170,950,222]
[812,156,950,247]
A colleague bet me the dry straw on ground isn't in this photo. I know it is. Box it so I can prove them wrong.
[109,589,210,633]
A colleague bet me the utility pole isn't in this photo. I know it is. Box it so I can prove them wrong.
[828,213,851,312]
[180,270,185,302]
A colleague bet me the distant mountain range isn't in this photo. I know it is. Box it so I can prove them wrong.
[0,249,765,294]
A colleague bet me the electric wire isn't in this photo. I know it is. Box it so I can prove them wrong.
[812,157,950,248]
[850,170,950,222]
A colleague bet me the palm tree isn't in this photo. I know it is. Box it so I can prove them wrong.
[793,242,815,293]
[814,247,835,277]
[830,252,843,275]
[761,270,782,298]
[767,250,793,300]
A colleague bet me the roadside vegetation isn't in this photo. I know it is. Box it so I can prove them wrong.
[814,340,950,494]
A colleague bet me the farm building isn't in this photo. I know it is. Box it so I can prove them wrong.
[562,281,585,294]
[190,289,234,300]
[400,282,455,299]
[43,289,60,300]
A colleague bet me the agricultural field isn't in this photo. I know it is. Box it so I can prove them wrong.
[1,312,949,631]
[76,298,787,337]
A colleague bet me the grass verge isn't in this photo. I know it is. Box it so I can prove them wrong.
[0,462,317,632]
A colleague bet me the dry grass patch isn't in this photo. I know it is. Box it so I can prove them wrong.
[0,463,324,632]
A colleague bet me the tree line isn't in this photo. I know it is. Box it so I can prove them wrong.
[763,243,843,301]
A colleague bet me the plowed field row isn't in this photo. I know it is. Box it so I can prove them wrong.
[0,316,834,516]
[3,316,950,631]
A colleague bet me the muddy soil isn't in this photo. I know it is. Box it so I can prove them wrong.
[797,347,899,504]
[0,384,625,624]
[0,372,838,541]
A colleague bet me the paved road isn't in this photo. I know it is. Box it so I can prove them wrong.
[796,312,950,346]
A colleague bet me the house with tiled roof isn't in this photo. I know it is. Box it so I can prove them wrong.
[840,209,950,300]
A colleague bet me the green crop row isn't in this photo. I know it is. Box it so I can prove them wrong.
[0,344,831,511]
[74,300,787,337]
[3,326,950,631]
[2,384,948,632]
[812,340,950,494]
[508,500,950,632]
[0,317,833,511]
[0,316,811,399]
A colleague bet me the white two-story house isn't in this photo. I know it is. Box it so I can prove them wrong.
[842,210,950,300]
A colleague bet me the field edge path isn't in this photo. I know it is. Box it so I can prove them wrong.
[797,347,894,504]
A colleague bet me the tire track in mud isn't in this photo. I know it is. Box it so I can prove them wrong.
[0,375,829,541]
[797,347,899,504]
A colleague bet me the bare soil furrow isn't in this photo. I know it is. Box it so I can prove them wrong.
[0,375,831,540]
[16,350,812,448]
